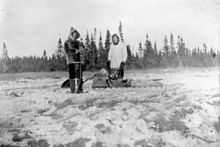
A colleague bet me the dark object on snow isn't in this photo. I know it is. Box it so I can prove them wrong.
[12,134,23,142]
[12,132,32,142]
[61,79,70,88]
[61,78,84,90]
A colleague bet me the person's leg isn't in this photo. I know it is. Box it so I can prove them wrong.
[77,63,83,93]
[106,60,111,76]
[118,62,125,79]
[121,62,125,78]
[69,63,75,79]
[69,63,76,93]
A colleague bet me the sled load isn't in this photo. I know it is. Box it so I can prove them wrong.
[91,69,110,88]
[91,68,132,88]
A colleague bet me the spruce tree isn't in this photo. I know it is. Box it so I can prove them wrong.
[119,21,124,42]
[154,42,158,56]
[1,42,9,72]
[126,45,133,68]
[94,28,97,42]
[203,43,207,54]
[84,32,91,69]
[176,35,184,66]
[98,33,104,55]
[104,30,111,52]
[177,35,185,56]
[143,34,155,67]
[90,35,98,69]
[210,48,216,58]
[85,32,91,49]
[97,33,106,68]
[180,37,186,56]
[138,42,144,58]
[2,42,9,59]
[163,35,169,56]
[146,34,154,55]
[170,33,175,55]
[43,50,47,59]
[55,38,64,58]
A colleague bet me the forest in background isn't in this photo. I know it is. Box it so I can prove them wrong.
[0,22,219,73]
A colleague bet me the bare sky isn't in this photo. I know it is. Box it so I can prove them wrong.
[0,0,220,57]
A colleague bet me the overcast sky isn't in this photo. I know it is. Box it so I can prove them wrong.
[0,0,220,57]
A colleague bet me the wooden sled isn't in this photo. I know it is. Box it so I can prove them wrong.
[61,68,132,89]
[61,78,132,89]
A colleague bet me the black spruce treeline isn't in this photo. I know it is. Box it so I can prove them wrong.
[0,23,219,73]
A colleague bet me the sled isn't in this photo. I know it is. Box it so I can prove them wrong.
[61,78,132,89]
[61,68,132,89]
[91,71,110,88]
[108,78,132,88]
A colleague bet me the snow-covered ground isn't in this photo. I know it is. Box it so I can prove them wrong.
[0,68,219,147]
